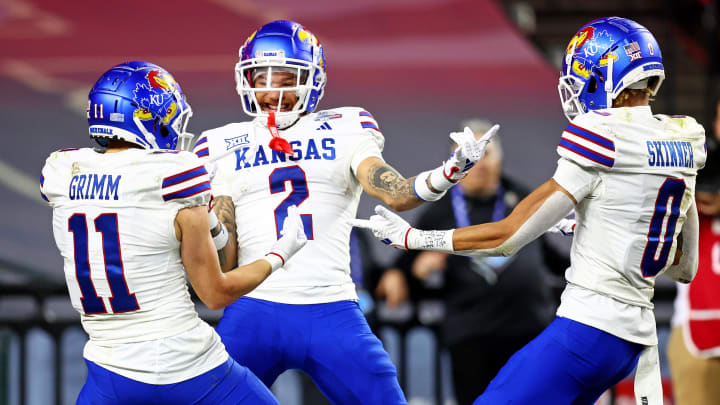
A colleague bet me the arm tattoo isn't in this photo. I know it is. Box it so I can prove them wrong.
[213,196,237,269]
[367,162,416,200]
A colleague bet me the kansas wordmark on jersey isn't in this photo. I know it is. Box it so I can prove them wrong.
[196,107,384,304]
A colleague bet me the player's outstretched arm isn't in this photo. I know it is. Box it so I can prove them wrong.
[213,196,238,272]
[176,205,307,310]
[356,125,499,211]
[351,179,575,257]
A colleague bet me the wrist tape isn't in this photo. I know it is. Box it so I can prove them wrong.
[263,253,284,273]
[413,170,447,202]
[208,210,229,250]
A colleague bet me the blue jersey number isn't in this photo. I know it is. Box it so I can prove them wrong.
[640,178,686,277]
[68,213,139,314]
[269,166,313,240]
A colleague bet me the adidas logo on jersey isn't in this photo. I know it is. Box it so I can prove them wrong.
[316,122,332,131]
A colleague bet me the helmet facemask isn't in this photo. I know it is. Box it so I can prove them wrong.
[235,56,326,129]
[172,105,194,151]
[558,74,587,121]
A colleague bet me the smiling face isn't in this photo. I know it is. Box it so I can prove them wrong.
[253,69,299,112]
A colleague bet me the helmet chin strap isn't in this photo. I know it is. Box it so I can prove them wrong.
[605,54,614,109]
[274,111,301,129]
[133,116,159,149]
[177,132,194,151]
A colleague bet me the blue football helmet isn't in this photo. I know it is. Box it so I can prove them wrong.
[558,17,665,120]
[88,61,193,150]
[235,20,327,128]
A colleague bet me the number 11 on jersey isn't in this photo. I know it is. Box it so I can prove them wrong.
[68,213,139,314]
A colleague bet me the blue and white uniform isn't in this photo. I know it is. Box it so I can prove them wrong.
[42,148,278,405]
[198,107,406,404]
[477,106,706,405]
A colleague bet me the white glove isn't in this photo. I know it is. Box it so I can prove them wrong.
[547,217,576,236]
[350,206,455,252]
[349,205,413,250]
[416,125,499,201]
[265,205,308,271]
[441,124,499,183]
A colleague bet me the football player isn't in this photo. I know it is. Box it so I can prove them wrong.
[353,17,705,405]
[194,20,497,404]
[41,61,307,405]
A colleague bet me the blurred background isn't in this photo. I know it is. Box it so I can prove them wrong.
[1,0,718,404]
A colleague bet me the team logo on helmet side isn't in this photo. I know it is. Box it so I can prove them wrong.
[565,27,616,77]
[296,27,319,46]
[566,26,594,56]
[132,70,179,124]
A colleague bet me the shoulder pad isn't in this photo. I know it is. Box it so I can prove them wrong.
[557,113,616,169]
[159,151,211,206]
[653,114,705,137]
[192,135,209,158]
[194,123,253,161]
[654,114,707,170]
[41,148,92,204]
[323,107,382,134]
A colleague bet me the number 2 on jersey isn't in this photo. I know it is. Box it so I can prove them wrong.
[270,166,313,240]
[68,213,139,314]
[641,178,686,277]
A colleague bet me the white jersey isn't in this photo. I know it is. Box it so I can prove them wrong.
[552,106,706,345]
[41,147,227,384]
[197,107,384,303]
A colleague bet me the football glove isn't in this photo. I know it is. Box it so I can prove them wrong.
[349,205,413,250]
[350,205,454,252]
[265,205,308,271]
[415,124,499,201]
[440,124,499,183]
[547,217,576,236]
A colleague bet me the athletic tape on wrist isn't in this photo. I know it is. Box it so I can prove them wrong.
[264,252,285,272]
[208,210,229,250]
[413,170,447,202]
[209,210,220,230]
[407,229,454,253]
[428,165,457,192]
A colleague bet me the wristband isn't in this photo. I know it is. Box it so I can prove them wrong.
[209,210,220,229]
[406,229,455,253]
[413,170,447,202]
[428,165,457,192]
[209,210,229,250]
[263,252,285,272]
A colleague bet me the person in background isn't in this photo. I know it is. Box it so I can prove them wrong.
[666,99,720,405]
[375,119,568,405]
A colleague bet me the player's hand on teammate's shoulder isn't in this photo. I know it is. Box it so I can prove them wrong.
[204,161,218,182]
